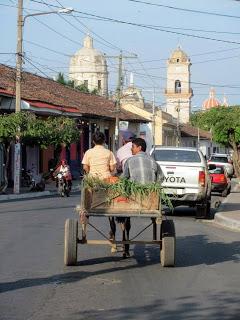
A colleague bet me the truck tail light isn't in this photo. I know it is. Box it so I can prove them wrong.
[199,171,205,187]
[216,175,227,183]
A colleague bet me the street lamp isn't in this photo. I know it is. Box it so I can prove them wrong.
[16,2,73,112]
[14,0,73,193]
[22,7,74,25]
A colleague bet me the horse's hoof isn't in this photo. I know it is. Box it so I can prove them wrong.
[109,231,114,241]
[111,246,117,253]
[122,251,130,259]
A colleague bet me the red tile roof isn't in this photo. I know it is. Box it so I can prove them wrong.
[0,64,147,122]
[180,124,212,139]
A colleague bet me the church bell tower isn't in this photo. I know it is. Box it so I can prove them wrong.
[164,47,193,123]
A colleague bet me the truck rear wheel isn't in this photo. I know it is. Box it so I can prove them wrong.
[160,220,176,267]
[196,199,211,219]
[64,219,78,266]
[221,188,228,197]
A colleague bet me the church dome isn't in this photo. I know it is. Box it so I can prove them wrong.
[69,35,108,96]
[202,88,220,110]
[169,46,190,63]
[69,35,107,74]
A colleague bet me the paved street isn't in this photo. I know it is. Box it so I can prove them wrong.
[0,193,239,320]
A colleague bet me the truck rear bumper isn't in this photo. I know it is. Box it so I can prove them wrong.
[166,192,206,206]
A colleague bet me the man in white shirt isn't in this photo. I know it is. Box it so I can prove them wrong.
[116,131,136,172]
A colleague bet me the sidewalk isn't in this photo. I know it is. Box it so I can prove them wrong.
[0,179,81,202]
[214,178,240,232]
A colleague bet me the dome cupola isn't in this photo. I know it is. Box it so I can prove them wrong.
[202,88,220,110]
[69,35,108,96]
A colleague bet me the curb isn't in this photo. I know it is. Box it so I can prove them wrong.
[214,212,240,232]
[214,181,240,232]
[0,185,80,202]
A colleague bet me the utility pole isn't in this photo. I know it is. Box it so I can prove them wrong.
[14,1,73,194]
[197,127,200,148]
[107,52,137,151]
[115,51,123,151]
[176,99,181,147]
[152,87,156,147]
[16,0,23,113]
[13,0,23,194]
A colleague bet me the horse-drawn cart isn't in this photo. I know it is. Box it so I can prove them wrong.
[64,179,176,267]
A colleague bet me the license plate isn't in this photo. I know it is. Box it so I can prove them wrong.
[165,188,183,195]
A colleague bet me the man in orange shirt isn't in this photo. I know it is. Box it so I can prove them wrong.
[82,132,116,179]
[81,131,117,246]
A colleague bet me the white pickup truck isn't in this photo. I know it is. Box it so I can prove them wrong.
[150,146,212,218]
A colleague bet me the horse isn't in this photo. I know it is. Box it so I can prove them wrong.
[109,217,131,258]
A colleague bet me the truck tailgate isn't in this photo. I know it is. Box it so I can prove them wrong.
[157,162,205,192]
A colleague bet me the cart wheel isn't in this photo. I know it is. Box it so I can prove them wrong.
[64,219,78,266]
[160,220,176,267]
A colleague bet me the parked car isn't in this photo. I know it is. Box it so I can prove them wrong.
[150,147,211,218]
[207,153,234,177]
[208,164,231,197]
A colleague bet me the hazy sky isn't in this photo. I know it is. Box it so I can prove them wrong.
[1,0,240,109]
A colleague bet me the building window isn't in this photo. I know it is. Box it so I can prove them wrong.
[177,58,179,63]
[84,80,88,88]
[98,80,101,90]
[175,80,181,93]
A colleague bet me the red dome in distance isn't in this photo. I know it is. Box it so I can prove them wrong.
[202,88,220,110]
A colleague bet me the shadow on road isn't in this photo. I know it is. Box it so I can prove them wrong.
[0,261,151,294]
[176,235,240,267]
[1,236,239,294]
[71,293,240,320]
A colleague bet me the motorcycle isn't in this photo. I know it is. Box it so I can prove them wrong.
[21,168,32,187]
[21,169,45,191]
[30,173,45,192]
[56,171,70,197]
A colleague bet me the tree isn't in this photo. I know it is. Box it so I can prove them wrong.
[56,72,99,94]
[56,72,66,85]
[75,83,90,93]
[0,112,81,192]
[43,116,80,162]
[190,106,240,176]
[0,112,35,192]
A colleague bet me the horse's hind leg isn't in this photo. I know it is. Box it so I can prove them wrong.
[109,217,117,253]
[122,226,127,258]
[124,218,131,257]
[109,217,116,240]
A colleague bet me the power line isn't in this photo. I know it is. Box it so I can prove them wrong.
[0,2,45,12]
[28,0,240,45]
[21,41,240,89]
[54,0,127,53]
[22,9,82,47]
[127,0,240,20]
[71,11,240,46]
[129,53,240,71]
[24,56,52,79]
[122,68,240,89]
[125,47,240,64]
[144,24,240,36]
[24,40,71,56]
[30,0,135,54]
